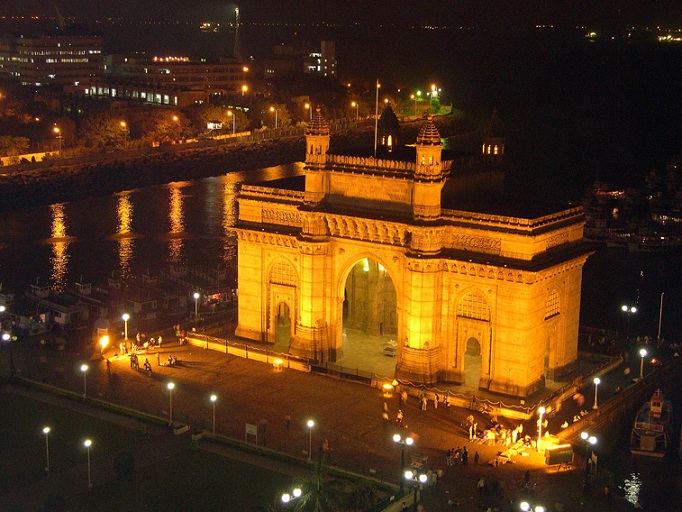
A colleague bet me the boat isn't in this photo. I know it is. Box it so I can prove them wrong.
[630,389,673,457]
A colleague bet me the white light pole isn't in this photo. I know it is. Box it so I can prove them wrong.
[122,313,129,340]
[193,292,200,326]
[228,111,236,134]
[411,94,417,116]
[351,101,359,121]
[592,377,601,409]
[269,107,280,129]
[83,439,92,489]
[537,406,546,452]
[639,348,647,379]
[580,431,597,491]
[404,470,428,512]
[43,426,51,473]
[621,304,637,339]
[210,394,217,434]
[393,433,414,494]
[281,487,302,505]
[80,364,89,399]
[167,382,175,426]
[307,419,315,463]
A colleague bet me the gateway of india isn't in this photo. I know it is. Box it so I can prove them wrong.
[235,108,592,398]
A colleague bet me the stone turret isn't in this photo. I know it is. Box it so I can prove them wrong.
[304,108,331,205]
[413,115,445,220]
[378,103,400,152]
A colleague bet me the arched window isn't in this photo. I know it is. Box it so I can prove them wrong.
[545,289,560,319]
[270,261,296,286]
[457,290,490,321]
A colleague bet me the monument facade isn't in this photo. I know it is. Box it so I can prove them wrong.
[235,110,592,397]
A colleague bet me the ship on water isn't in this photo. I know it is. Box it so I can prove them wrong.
[630,389,673,458]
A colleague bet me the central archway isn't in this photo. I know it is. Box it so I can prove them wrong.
[337,257,397,377]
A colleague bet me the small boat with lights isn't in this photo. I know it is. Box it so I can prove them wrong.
[630,389,673,458]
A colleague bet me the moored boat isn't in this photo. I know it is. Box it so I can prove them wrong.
[630,389,673,457]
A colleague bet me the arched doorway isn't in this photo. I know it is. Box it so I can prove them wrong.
[274,301,291,350]
[464,337,483,389]
[338,257,397,376]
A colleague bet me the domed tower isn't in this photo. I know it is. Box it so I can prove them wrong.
[378,103,400,152]
[305,107,330,168]
[482,108,505,156]
[413,115,446,220]
[304,107,331,205]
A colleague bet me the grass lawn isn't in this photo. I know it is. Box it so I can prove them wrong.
[0,393,149,494]
[62,449,294,512]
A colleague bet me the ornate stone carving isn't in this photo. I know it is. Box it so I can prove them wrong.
[546,232,569,248]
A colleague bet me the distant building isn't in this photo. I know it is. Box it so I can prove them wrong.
[264,41,336,79]
[0,26,104,87]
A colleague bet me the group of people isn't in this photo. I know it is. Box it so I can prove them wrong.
[129,353,153,374]
[445,446,469,466]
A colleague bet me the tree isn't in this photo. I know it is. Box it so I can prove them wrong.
[127,109,188,143]
[78,111,127,149]
[293,455,343,512]
[345,479,380,511]
[0,135,29,157]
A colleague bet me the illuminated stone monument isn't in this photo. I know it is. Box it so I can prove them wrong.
[236,109,591,397]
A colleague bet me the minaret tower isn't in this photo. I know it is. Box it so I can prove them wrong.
[303,108,331,206]
[412,115,446,220]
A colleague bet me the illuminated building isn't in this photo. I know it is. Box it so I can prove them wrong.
[235,109,592,398]
[264,41,336,79]
[0,27,103,87]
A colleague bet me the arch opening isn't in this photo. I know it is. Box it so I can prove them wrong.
[336,257,397,376]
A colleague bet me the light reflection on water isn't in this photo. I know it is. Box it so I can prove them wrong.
[0,163,305,294]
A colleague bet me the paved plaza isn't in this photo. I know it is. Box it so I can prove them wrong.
[1,321,653,511]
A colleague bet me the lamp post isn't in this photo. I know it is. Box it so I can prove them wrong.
[80,364,89,399]
[269,106,280,129]
[210,394,217,434]
[122,313,129,340]
[1,331,15,379]
[411,94,417,116]
[43,426,51,473]
[393,433,414,494]
[281,487,302,506]
[99,335,109,358]
[404,469,428,512]
[592,377,601,409]
[193,292,200,326]
[307,419,315,463]
[621,304,637,339]
[351,101,359,121]
[639,348,647,380]
[167,382,175,426]
[53,126,62,155]
[580,431,597,493]
[305,103,312,121]
[537,406,546,452]
[83,439,92,489]
[120,121,127,150]
[241,84,248,97]
[520,502,545,512]
[227,110,236,134]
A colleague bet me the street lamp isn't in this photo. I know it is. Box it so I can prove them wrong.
[281,487,302,505]
[120,121,127,150]
[537,406,546,452]
[227,110,236,134]
[306,419,315,463]
[520,502,545,512]
[80,364,89,399]
[592,377,601,409]
[167,382,175,426]
[639,348,647,379]
[122,313,129,340]
[410,94,417,116]
[269,106,280,129]
[621,304,637,339]
[53,126,62,155]
[241,84,248,97]
[99,335,109,358]
[393,433,414,494]
[43,426,51,473]
[83,439,93,489]
[210,394,217,434]
[193,292,200,326]
[404,469,428,512]
[1,331,16,379]
[580,431,597,493]
[351,101,359,121]
[305,103,312,121]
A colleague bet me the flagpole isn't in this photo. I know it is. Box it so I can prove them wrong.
[373,79,379,158]
[657,292,664,341]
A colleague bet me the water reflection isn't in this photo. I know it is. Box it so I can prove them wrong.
[49,203,69,291]
[222,182,238,268]
[116,191,134,280]
[168,184,185,263]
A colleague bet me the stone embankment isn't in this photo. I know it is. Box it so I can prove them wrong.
[0,116,467,212]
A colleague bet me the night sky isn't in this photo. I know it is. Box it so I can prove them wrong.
[0,0,680,27]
